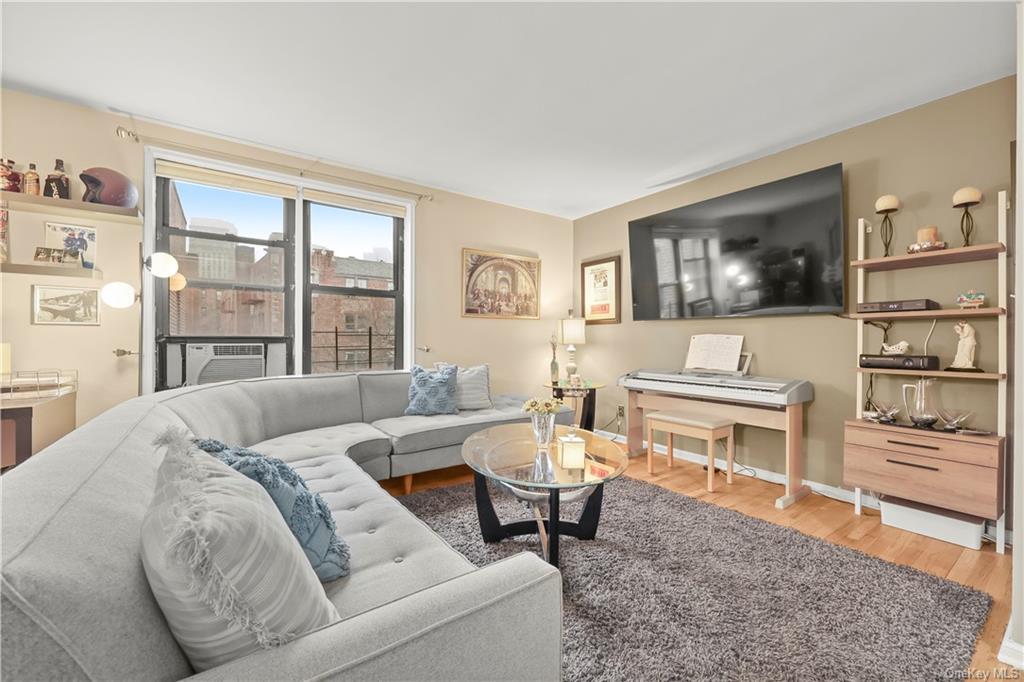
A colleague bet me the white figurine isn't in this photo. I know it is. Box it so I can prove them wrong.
[950,321,978,370]
[881,340,911,355]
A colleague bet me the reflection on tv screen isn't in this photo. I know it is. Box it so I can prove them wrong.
[629,164,845,320]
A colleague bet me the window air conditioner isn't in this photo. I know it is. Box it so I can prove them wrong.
[185,343,265,385]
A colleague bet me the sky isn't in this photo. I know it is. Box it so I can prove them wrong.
[175,181,394,261]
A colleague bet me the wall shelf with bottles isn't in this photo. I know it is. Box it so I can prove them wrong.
[0,191,142,225]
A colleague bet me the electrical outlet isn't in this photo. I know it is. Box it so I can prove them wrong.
[616,405,625,418]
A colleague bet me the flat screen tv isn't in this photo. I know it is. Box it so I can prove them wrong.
[628,163,845,320]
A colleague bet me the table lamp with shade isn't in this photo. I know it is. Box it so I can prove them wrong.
[557,313,586,383]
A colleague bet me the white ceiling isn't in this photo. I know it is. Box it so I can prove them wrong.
[2,2,1015,219]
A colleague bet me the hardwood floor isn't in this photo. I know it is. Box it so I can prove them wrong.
[382,455,1018,674]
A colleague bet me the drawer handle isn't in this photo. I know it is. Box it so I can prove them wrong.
[885,458,940,472]
[886,439,940,451]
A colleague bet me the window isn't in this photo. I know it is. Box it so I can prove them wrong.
[147,156,410,391]
[304,202,403,374]
[154,177,294,388]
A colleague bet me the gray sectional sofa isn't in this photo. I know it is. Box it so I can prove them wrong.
[1,370,572,681]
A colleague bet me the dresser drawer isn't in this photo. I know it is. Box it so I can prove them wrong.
[844,424,999,469]
[843,444,1000,519]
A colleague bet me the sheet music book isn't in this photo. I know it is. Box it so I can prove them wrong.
[684,334,744,372]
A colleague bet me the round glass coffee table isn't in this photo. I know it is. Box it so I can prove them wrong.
[462,423,629,567]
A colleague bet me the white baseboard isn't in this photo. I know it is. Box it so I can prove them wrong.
[594,429,881,511]
[999,617,1024,669]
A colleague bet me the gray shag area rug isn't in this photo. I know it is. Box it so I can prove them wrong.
[401,477,991,681]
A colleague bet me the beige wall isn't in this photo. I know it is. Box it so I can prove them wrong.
[1,88,572,424]
[573,77,1016,487]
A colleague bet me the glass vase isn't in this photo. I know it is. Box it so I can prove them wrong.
[531,412,556,449]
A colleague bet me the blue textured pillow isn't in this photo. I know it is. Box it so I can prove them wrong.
[405,364,458,416]
[193,439,351,582]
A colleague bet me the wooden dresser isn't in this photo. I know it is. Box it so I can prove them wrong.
[843,419,1004,524]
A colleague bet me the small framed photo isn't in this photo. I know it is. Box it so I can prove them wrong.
[33,247,67,264]
[581,255,621,324]
[32,285,100,325]
[45,222,97,269]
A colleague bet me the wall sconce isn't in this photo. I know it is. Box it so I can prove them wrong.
[168,273,188,292]
[952,187,982,247]
[874,194,900,257]
[100,281,139,309]
[100,251,181,308]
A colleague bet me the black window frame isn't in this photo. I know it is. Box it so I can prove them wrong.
[302,200,404,374]
[154,176,296,390]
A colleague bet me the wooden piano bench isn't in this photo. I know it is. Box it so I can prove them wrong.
[646,411,735,491]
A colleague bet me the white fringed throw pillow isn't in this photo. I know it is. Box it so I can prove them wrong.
[140,429,339,672]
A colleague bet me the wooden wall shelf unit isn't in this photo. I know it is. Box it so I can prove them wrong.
[850,242,1005,272]
[850,307,1005,320]
[0,263,105,279]
[847,190,1010,554]
[0,190,142,225]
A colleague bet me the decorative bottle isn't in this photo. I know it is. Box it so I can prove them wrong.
[23,163,40,195]
[44,159,70,199]
[549,335,559,384]
[1,159,23,193]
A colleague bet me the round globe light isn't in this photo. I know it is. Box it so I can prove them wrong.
[146,252,179,278]
[168,273,188,292]
[725,264,741,277]
[100,281,137,309]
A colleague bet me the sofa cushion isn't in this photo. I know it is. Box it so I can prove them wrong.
[251,422,392,467]
[240,374,363,441]
[141,430,340,672]
[194,439,351,582]
[374,394,534,455]
[405,365,458,416]
[292,451,475,619]
[436,363,493,410]
[1,399,196,682]
[358,370,412,422]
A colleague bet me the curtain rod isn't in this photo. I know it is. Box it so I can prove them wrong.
[114,125,433,202]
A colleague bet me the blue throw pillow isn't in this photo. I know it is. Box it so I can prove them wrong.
[405,364,458,416]
[193,439,351,582]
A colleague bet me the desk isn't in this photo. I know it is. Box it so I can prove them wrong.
[625,388,810,509]
[1,391,77,470]
[545,382,605,431]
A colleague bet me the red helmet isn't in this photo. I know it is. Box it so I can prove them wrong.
[80,167,138,209]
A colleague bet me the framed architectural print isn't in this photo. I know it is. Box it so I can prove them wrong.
[32,285,100,325]
[581,255,621,324]
[461,248,541,319]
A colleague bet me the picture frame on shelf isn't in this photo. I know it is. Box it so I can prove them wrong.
[33,247,67,264]
[44,221,96,269]
[32,285,100,325]
[580,255,621,325]
[461,248,540,320]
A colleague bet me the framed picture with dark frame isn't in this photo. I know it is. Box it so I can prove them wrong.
[581,255,621,324]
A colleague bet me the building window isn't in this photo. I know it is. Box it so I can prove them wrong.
[304,201,403,373]
[154,177,294,388]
